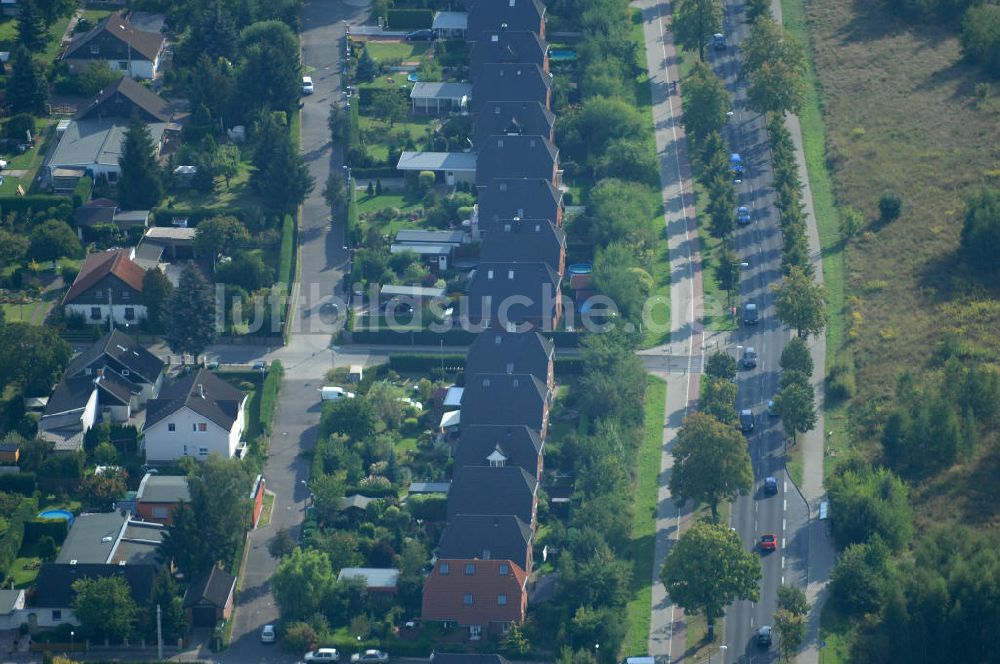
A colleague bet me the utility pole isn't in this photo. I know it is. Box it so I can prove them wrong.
[156,603,163,659]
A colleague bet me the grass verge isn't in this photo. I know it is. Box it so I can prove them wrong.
[818,604,851,664]
[257,492,275,527]
[632,9,671,348]
[779,0,853,475]
[624,375,667,655]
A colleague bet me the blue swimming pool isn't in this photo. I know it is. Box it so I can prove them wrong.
[549,49,578,61]
[568,263,593,276]
[38,509,75,526]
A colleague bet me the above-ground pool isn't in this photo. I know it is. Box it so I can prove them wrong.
[568,263,593,276]
[407,73,421,82]
[38,509,75,526]
[549,49,577,61]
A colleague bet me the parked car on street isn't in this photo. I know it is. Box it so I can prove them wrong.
[302,76,315,95]
[741,347,758,369]
[757,625,773,647]
[351,650,389,663]
[730,153,744,180]
[736,205,752,225]
[740,408,755,433]
[764,476,779,495]
[759,533,777,552]
[405,29,434,41]
[713,33,726,49]
[743,302,759,325]
[304,648,340,662]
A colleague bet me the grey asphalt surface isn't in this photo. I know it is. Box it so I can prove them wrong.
[712,2,810,663]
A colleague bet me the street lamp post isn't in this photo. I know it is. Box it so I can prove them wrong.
[70,630,74,652]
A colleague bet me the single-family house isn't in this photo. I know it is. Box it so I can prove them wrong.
[184,566,236,628]
[63,329,165,404]
[466,329,554,390]
[54,512,166,568]
[437,514,533,574]
[410,82,472,114]
[61,12,166,80]
[421,557,529,640]
[432,11,468,39]
[479,217,565,276]
[0,589,26,630]
[73,198,150,241]
[396,151,478,186]
[463,262,562,331]
[475,134,559,186]
[474,178,563,231]
[29,563,157,629]
[62,250,147,326]
[469,30,548,76]
[459,372,550,434]
[142,369,248,463]
[471,63,551,112]
[337,568,400,595]
[48,78,174,186]
[135,473,190,524]
[474,100,554,147]
[466,0,546,42]
[454,424,543,483]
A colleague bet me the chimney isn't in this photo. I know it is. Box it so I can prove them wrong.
[198,384,205,398]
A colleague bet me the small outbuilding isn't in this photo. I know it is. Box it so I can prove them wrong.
[184,566,237,628]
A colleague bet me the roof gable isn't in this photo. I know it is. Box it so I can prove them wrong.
[67,329,164,385]
[34,563,156,608]
[76,76,172,122]
[470,30,547,73]
[438,513,533,570]
[63,250,145,304]
[466,0,546,39]
[467,329,553,383]
[183,566,236,609]
[454,425,543,479]
[64,12,164,62]
[466,262,561,326]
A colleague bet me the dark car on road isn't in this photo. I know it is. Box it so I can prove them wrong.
[406,29,435,41]
[743,302,758,325]
[730,153,744,180]
[736,205,751,225]
[739,408,755,433]
[764,476,778,495]
[757,625,773,647]
[741,347,758,369]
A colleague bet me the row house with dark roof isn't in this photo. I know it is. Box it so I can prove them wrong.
[422,1,558,642]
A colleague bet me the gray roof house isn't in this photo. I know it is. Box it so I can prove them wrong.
[475,178,563,229]
[32,563,157,629]
[410,82,472,114]
[454,424,544,480]
[479,217,565,276]
[464,262,562,330]
[475,134,559,186]
[459,372,550,432]
[474,100,555,146]
[72,198,151,240]
[437,514,534,575]
[466,0,546,42]
[466,329,555,389]
[446,465,538,526]
[471,63,551,112]
[396,151,478,186]
[469,30,548,76]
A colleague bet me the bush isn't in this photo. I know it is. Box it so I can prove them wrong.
[4,114,35,140]
[0,472,37,495]
[961,5,1000,77]
[878,194,902,223]
[406,493,447,521]
[282,621,318,653]
[259,360,283,434]
[826,363,855,401]
[417,170,436,192]
[24,518,70,546]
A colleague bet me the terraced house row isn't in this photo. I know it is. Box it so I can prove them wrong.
[419,0,565,643]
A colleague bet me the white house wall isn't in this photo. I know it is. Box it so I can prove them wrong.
[65,303,147,326]
[144,405,242,462]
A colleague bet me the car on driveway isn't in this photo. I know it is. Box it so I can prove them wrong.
[757,625,773,647]
[320,386,355,401]
[764,476,779,495]
[304,648,340,662]
[260,624,276,644]
[736,205,751,225]
[740,408,755,433]
[741,347,758,369]
[351,650,389,663]
[405,29,435,41]
[759,533,777,552]
[302,76,314,95]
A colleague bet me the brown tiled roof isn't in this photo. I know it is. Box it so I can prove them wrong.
[76,76,172,123]
[421,558,527,626]
[63,249,145,304]
[64,12,164,62]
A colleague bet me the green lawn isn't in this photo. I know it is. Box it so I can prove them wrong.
[624,375,667,656]
[355,191,437,237]
[162,159,262,210]
[257,492,275,527]
[0,119,54,196]
[818,605,852,664]
[2,301,46,324]
[362,40,430,64]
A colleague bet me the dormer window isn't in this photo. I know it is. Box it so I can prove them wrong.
[487,270,494,279]
[508,270,515,279]
[487,448,507,468]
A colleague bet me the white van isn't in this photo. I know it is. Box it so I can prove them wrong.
[319,386,355,401]
[624,658,656,664]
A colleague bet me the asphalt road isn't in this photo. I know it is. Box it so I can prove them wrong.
[711,2,810,663]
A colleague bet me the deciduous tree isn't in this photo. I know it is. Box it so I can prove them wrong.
[705,350,738,381]
[272,547,337,620]
[370,90,408,128]
[72,575,139,641]
[775,378,816,441]
[780,336,814,377]
[660,520,761,634]
[960,187,1000,275]
[682,60,730,145]
[194,215,250,261]
[668,412,753,519]
[775,266,827,338]
[673,0,723,61]
[0,323,72,396]
[28,220,82,262]
[78,469,127,511]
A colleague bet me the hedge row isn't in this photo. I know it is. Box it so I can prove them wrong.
[0,498,38,581]
[0,472,37,496]
[386,8,433,29]
[278,214,295,292]
[0,195,72,218]
[351,166,399,179]
[388,354,466,372]
[259,360,284,435]
[23,518,69,546]
[150,207,254,228]
[406,493,447,522]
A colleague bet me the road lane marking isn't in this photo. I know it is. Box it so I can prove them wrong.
[781,556,785,569]
[782,518,786,531]
[782,538,786,549]
[783,499,787,511]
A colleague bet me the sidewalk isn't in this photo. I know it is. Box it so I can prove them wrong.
[636,0,706,659]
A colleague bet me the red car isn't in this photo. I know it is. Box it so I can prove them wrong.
[759,534,777,552]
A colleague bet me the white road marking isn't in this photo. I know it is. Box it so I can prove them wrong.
[781,556,786,569]
[783,499,787,511]
[782,518,787,531]
[782,538,786,549]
